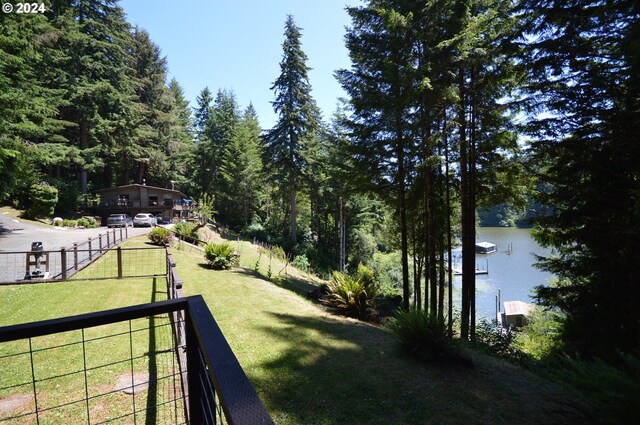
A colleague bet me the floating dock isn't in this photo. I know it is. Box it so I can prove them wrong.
[475,242,497,254]
[453,268,488,276]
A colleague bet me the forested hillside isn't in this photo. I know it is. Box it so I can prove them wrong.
[2,0,639,368]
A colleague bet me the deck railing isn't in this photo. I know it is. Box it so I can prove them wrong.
[0,297,273,424]
[0,243,273,424]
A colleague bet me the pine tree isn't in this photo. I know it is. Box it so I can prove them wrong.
[221,104,264,227]
[338,4,416,309]
[519,0,640,357]
[264,15,320,243]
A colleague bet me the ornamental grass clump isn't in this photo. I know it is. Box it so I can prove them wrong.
[204,242,239,270]
[321,264,378,321]
[390,308,473,368]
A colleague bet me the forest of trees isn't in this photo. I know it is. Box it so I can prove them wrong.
[1,0,639,361]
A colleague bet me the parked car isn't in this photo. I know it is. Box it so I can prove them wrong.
[107,214,133,228]
[133,213,157,227]
[154,214,164,224]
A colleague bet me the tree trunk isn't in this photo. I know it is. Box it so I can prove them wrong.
[459,67,472,340]
[290,172,297,242]
[79,120,89,195]
[444,107,454,335]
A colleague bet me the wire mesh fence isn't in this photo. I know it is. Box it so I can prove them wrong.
[0,246,166,285]
[0,314,187,424]
[0,229,129,284]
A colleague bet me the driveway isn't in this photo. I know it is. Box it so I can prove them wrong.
[0,212,150,252]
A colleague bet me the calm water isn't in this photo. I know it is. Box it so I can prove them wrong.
[451,227,554,319]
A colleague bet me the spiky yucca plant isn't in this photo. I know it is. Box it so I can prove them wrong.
[204,242,239,269]
[322,264,378,320]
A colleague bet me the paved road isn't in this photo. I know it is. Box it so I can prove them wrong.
[0,212,150,252]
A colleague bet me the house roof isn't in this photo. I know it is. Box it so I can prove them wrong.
[95,184,184,196]
[503,301,534,317]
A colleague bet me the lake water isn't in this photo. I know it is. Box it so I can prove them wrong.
[451,227,554,320]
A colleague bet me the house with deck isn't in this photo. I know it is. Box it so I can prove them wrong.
[93,184,194,224]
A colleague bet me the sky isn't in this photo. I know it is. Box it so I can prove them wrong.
[119,0,361,130]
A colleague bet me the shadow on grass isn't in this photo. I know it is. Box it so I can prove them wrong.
[248,310,590,425]
[231,267,319,298]
[250,311,450,425]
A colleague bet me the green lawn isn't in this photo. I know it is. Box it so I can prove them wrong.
[0,235,590,424]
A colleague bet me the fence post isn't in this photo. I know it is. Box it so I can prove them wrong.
[185,316,204,424]
[113,228,117,244]
[61,248,67,281]
[98,233,103,254]
[117,247,123,279]
[106,231,110,248]
[88,238,92,260]
[125,226,128,239]
[73,243,78,271]
[120,227,123,242]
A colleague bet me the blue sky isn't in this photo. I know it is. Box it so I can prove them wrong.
[119,0,361,129]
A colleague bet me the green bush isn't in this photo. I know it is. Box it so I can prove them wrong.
[148,227,172,246]
[321,264,378,321]
[173,221,200,240]
[243,223,269,242]
[76,216,98,228]
[292,254,310,272]
[390,307,471,366]
[62,219,77,227]
[204,242,239,270]
[25,183,58,219]
[270,245,286,261]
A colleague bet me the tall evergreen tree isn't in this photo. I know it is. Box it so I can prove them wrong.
[338,4,416,309]
[519,0,640,358]
[220,104,264,227]
[263,15,320,243]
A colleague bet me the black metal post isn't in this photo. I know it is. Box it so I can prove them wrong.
[73,243,78,271]
[98,234,103,254]
[185,317,204,424]
[117,247,123,279]
[61,248,67,281]
[88,238,92,260]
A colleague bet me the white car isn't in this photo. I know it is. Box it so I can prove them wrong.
[133,213,157,227]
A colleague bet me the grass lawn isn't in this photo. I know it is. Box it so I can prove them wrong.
[0,239,183,424]
[171,238,591,425]
[0,235,591,424]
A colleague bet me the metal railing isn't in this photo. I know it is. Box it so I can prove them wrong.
[0,244,273,424]
[0,228,130,284]
[0,297,273,424]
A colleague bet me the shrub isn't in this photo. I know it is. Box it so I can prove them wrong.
[76,216,98,228]
[173,221,200,240]
[390,308,472,367]
[321,264,378,321]
[62,219,77,227]
[148,227,172,246]
[292,254,309,272]
[243,223,269,242]
[270,245,286,261]
[204,242,239,270]
[25,183,58,219]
